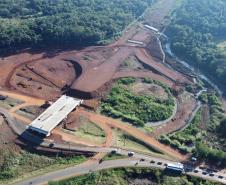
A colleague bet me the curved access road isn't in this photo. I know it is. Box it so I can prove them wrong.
[78,108,186,161]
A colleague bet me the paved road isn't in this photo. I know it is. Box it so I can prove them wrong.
[11,157,226,185]
[11,158,162,185]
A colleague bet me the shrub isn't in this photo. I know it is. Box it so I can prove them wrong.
[117,77,136,85]
[101,85,174,127]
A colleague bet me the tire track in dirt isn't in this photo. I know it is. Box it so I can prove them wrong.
[25,65,61,88]
[5,57,45,89]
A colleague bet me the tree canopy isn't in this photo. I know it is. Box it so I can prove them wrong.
[219,118,226,137]
[167,0,226,94]
[0,0,153,51]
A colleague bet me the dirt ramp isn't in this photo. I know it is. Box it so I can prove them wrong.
[67,89,93,99]
[67,81,111,99]
[70,47,132,94]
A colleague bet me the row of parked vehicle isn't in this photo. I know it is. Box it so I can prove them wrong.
[193,167,224,179]
[112,150,225,180]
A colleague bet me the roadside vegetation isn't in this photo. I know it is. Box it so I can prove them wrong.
[48,167,221,185]
[0,146,86,183]
[102,153,126,161]
[159,110,201,154]
[112,128,160,155]
[101,78,174,127]
[159,91,226,166]
[0,0,153,53]
[167,0,226,93]
[199,92,225,131]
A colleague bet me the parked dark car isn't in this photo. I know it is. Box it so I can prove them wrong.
[202,171,207,175]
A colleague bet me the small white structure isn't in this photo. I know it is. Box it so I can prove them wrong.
[144,24,159,32]
[195,88,207,99]
[193,78,197,84]
[27,95,83,136]
[127,40,144,46]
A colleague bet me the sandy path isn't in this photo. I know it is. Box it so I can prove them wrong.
[0,90,44,124]
[0,90,45,105]
[78,108,186,161]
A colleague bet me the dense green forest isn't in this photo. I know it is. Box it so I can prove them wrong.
[167,0,226,93]
[0,0,153,51]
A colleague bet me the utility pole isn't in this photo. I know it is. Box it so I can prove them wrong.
[124,134,126,147]
[68,142,71,151]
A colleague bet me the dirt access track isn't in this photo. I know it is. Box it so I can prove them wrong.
[0,0,191,100]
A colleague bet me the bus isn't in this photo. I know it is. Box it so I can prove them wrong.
[166,163,184,173]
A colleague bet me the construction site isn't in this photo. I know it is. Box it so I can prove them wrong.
[0,0,198,157]
[0,0,216,184]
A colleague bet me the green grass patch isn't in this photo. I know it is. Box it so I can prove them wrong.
[143,125,154,134]
[103,153,126,161]
[112,129,161,155]
[72,117,106,145]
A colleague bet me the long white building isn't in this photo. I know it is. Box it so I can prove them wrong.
[27,95,83,136]
[144,24,159,32]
